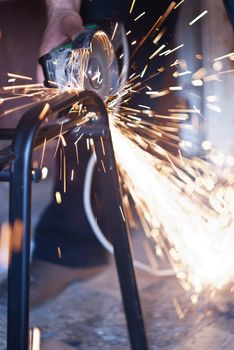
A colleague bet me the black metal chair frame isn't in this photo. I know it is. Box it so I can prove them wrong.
[0,91,148,350]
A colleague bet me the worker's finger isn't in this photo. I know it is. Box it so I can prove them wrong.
[36,64,44,85]
[39,11,83,56]
[37,10,83,83]
[61,12,83,41]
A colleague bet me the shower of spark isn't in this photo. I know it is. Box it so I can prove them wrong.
[103,40,234,295]
[108,111,234,294]
[1,2,234,298]
[104,1,234,295]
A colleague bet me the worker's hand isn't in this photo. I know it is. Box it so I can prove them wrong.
[38,1,83,82]
[39,9,83,56]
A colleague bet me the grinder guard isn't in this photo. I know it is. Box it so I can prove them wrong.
[39,27,122,100]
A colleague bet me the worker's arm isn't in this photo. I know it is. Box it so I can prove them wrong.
[39,0,83,56]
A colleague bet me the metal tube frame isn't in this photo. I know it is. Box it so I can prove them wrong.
[0,90,148,350]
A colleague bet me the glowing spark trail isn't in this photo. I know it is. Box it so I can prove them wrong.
[7,72,32,81]
[153,29,166,45]
[134,12,146,22]
[214,52,234,62]
[164,44,184,56]
[149,45,166,60]
[174,0,186,10]
[157,2,176,28]
[169,86,183,91]
[189,10,208,26]
[129,0,136,14]
[109,117,234,293]
[3,83,43,91]
[111,22,119,41]
[140,65,148,78]
[55,192,62,205]
[30,327,41,350]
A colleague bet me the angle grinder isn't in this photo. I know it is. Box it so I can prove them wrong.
[39,23,129,100]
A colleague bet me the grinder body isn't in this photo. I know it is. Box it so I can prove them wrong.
[39,26,122,100]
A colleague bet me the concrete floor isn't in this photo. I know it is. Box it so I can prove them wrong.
[1,231,234,349]
[0,140,233,350]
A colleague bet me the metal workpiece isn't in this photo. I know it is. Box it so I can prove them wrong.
[5,91,104,350]
[95,135,148,350]
[1,90,148,350]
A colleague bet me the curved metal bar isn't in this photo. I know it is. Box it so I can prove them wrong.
[7,90,148,350]
[7,90,107,350]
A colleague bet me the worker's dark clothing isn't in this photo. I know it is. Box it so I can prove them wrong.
[224,0,234,29]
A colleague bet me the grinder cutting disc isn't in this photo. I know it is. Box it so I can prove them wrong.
[39,29,119,100]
